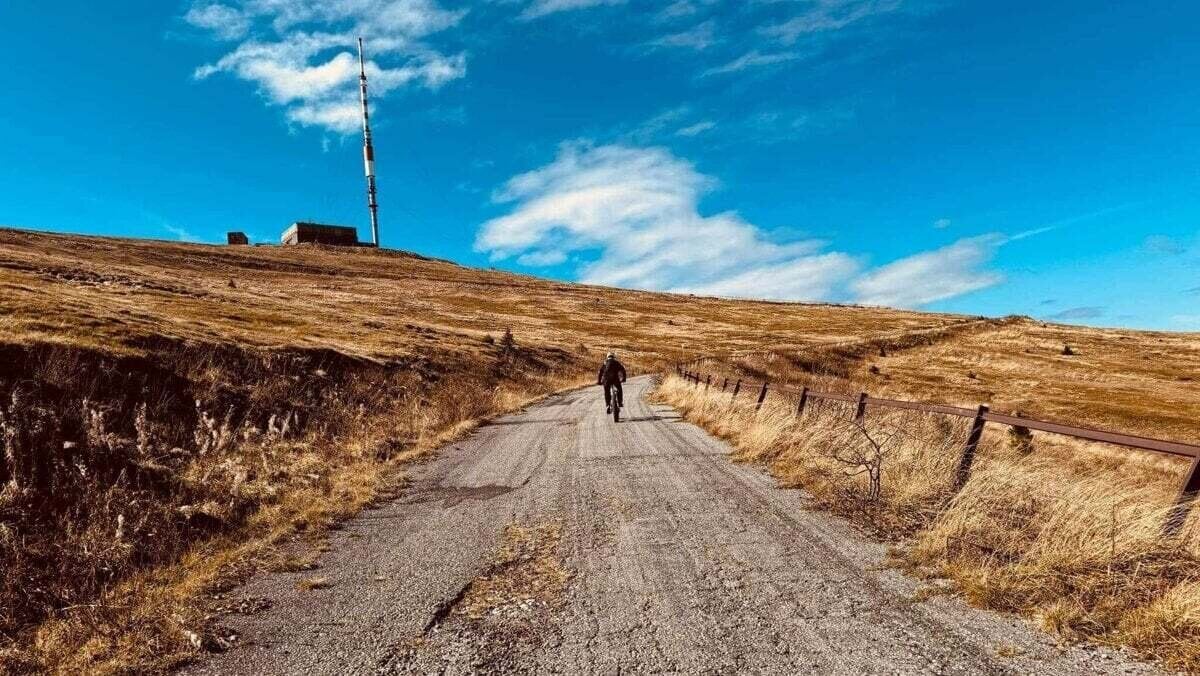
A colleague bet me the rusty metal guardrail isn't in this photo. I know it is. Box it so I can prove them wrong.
[674,366,1200,537]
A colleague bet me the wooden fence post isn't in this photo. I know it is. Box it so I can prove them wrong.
[853,392,868,423]
[955,404,989,488]
[705,375,711,390]
[731,379,742,401]
[796,386,809,416]
[756,382,770,411]
[721,378,728,392]
[1163,456,1200,536]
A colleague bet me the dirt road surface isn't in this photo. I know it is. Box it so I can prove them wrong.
[186,377,1159,675]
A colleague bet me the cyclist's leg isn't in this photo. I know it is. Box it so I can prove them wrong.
[603,383,612,408]
[614,381,623,407]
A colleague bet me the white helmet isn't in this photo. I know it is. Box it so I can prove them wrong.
[606,352,615,360]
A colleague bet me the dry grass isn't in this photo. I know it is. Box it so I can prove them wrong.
[0,228,950,673]
[1,227,1197,673]
[0,339,583,674]
[657,375,1200,671]
[0,228,963,367]
[696,317,1200,440]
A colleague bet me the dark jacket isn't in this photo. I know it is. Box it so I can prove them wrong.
[597,358,627,385]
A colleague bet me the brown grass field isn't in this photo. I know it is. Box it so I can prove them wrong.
[0,227,1197,672]
[656,374,1199,671]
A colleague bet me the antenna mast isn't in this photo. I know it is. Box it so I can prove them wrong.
[357,37,380,247]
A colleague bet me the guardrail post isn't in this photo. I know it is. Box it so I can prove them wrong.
[731,379,742,402]
[853,392,868,423]
[955,404,989,488]
[756,382,770,411]
[1163,456,1200,536]
[796,386,809,416]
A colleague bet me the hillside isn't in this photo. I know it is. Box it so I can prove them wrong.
[0,228,969,365]
[6,227,1197,435]
[0,227,1197,673]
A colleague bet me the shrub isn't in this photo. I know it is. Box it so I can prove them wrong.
[1008,422,1035,455]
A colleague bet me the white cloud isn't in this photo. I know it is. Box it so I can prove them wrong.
[933,217,951,229]
[851,235,1003,307]
[521,0,625,20]
[701,50,801,77]
[676,120,717,137]
[186,0,466,133]
[658,1,700,20]
[288,100,363,133]
[477,144,1014,307]
[516,250,569,266]
[476,143,859,300]
[648,20,718,51]
[760,0,904,44]
[184,3,251,40]
[163,223,203,243]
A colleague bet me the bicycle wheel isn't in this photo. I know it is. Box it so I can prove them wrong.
[613,402,620,422]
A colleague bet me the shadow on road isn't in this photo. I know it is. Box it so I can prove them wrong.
[482,418,573,427]
[621,414,682,423]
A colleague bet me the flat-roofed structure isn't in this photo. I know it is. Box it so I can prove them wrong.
[281,222,360,247]
[226,231,249,245]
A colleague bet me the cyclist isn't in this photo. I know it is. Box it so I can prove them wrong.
[597,352,627,414]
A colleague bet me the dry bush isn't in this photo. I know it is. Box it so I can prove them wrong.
[657,374,1200,671]
[0,339,585,674]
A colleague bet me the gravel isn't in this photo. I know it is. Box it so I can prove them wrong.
[184,376,1162,675]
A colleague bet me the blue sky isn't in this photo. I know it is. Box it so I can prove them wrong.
[1,1,1198,330]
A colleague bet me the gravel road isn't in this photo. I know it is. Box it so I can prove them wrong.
[185,376,1159,675]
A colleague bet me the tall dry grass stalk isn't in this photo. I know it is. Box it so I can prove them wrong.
[0,339,586,674]
[656,374,1200,672]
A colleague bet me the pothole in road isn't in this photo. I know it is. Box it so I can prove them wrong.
[453,521,570,620]
[384,521,572,673]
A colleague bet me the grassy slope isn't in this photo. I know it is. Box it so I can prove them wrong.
[657,374,1200,671]
[0,227,1197,672]
[0,228,963,365]
[694,317,1200,441]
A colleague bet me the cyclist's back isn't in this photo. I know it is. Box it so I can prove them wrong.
[597,353,627,413]
[598,354,626,385]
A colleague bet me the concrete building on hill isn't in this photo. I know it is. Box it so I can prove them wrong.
[281,222,360,247]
